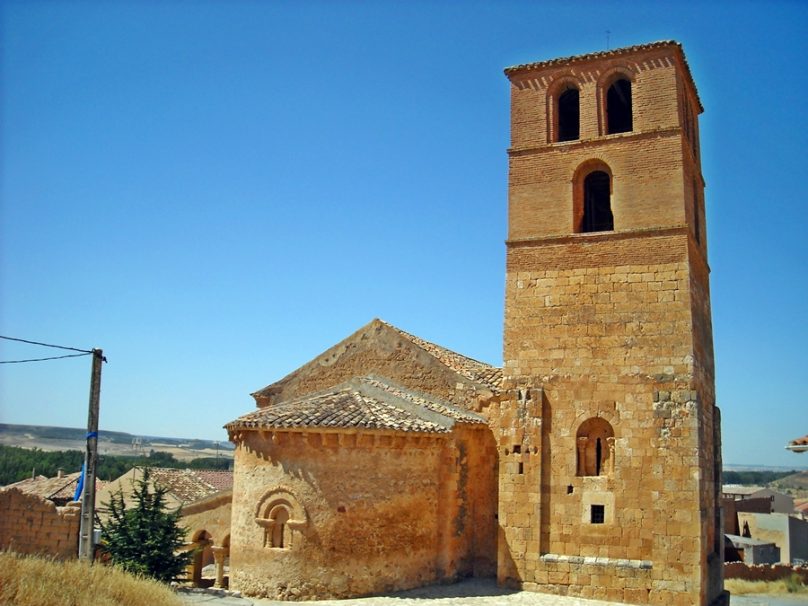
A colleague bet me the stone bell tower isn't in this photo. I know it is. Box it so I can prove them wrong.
[495,42,726,606]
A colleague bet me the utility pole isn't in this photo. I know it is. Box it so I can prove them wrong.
[78,348,103,561]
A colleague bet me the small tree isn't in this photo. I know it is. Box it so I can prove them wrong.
[100,468,192,582]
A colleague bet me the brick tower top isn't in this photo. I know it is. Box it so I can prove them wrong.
[503,40,705,250]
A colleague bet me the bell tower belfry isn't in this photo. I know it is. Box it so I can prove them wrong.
[496,42,726,606]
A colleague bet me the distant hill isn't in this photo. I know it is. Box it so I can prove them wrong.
[0,423,233,462]
[770,470,808,493]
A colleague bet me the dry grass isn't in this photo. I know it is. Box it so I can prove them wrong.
[0,551,182,606]
[725,575,807,595]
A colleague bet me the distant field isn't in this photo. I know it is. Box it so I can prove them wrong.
[0,423,233,462]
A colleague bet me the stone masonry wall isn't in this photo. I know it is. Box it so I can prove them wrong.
[499,234,714,605]
[182,491,232,548]
[229,425,493,600]
[0,488,81,559]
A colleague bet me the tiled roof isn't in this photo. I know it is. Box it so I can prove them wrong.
[379,320,503,393]
[504,40,703,112]
[722,484,765,496]
[787,434,808,452]
[145,468,233,504]
[228,376,486,434]
[193,470,234,492]
[3,471,104,503]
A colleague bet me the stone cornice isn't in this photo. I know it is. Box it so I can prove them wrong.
[507,127,681,158]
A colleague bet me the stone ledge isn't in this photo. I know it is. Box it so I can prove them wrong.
[540,553,653,569]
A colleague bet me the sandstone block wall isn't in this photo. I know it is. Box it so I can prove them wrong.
[229,425,495,600]
[0,488,81,559]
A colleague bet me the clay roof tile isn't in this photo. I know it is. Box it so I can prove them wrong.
[227,376,486,435]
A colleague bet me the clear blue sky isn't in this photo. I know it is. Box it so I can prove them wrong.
[1,1,806,468]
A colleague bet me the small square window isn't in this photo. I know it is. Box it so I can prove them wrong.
[591,504,605,524]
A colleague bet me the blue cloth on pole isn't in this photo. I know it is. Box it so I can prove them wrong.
[73,463,85,501]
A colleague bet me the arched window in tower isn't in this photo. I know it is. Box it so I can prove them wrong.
[576,417,615,477]
[606,78,632,134]
[582,171,613,232]
[557,87,580,142]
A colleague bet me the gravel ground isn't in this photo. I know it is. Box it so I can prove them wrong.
[178,580,808,606]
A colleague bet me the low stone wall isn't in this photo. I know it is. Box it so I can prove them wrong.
[725,562,808,583]
[0,488,81,559]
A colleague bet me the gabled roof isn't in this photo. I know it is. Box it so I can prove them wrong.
[378,320,503,392]
[251,318,502,405]
[228,376,486,435]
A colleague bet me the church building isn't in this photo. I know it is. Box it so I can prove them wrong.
[224,41,727,606]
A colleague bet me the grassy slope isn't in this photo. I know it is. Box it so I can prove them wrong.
[0,552,182,606]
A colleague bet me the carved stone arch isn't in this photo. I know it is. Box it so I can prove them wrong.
[571,159,614,233]
[546,74,583,143]
[568,407,618,436]
[255,487,307,550]
[597,65,636,135]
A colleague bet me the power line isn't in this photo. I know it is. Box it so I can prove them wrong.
[0,335,93,354]
[0,352,93,364]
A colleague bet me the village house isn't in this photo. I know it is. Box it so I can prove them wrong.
[735,512,808,565]
[722,485,795,516]
[220,41,727,606]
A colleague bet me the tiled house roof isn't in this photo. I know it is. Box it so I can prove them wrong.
[145,468,233,504]
[379,320,503,393]
[3,471,104,505]
[228,376,486,434]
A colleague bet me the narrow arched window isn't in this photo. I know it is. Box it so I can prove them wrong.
[606,78,632,134]
[557,87,580,142]
[576,417,615,477]
[271,507,289,548]
[582,171,613,232]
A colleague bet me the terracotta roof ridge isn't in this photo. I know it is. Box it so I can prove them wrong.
[356,374,486,427]
[227,374,485,434]
[504,40,679,74]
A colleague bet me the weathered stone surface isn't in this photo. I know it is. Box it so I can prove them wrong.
[0,488,80,559]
